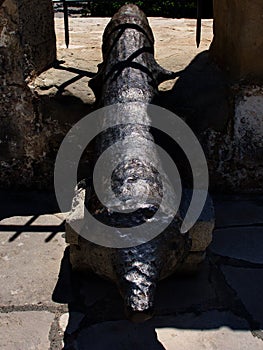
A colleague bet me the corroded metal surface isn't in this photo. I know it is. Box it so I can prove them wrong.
[69,4,192,322]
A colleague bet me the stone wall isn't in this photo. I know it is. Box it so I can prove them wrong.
[1,2,262,193]
[204,0,263,193]
[0,0,56,187]
[201,85,263,193]
[211,0,263,81]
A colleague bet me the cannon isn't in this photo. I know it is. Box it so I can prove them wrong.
[64,4,214,322]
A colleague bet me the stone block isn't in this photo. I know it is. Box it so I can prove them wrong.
[0,215,66,306]
[65,183,86,245]
[211,227,263,264]
[180,190,214,252]
[211,0,263,80]
[221,266,263,328]
[60,311,263,350]
[155,311,263,350]
[0,311,54,350]
[1,0,56,77]
[202,86,263,192]
[66,188,215,252]
[66,185,214,272]
[0,0,56,188]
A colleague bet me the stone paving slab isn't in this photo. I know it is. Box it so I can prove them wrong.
[155,311,263,350]
[0,311,54,350]
[0,195,262,349]
[0,215,66,307]
[210,227,263,264]
[59,311,262,350]
[221,266,263,328]
[64,260,221,318]
[214,197,263,227]
[1,9,262,348]
[154,261,219,314]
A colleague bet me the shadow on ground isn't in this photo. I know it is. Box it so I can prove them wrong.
[2,52,262,348]
[157,50,230,134]
[52,238,263,349]
[0,189,59,220]
[38,62,96,127]
[49,53,263,343]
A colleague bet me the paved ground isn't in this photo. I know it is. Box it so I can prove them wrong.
[1,17,263,350]
[0,190,263,349]
[33,16,213,104]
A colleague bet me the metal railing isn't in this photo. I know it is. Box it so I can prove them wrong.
[52,0,91,47]
[52,0,203,48]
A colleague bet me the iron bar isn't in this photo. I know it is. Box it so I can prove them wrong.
[196,0,202,47]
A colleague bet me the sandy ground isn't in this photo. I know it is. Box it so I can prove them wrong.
[34,17,213,103]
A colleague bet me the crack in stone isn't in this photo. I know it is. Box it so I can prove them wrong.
[50,252,263,347]
[215,223,263,229]
[49,312,64,350]
[210,252,263,269]
[207,251,262,333]
[0,304,67,314]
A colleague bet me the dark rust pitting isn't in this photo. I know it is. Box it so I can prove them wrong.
[69,4,191,322]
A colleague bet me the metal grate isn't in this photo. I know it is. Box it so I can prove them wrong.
[52,0,91,47]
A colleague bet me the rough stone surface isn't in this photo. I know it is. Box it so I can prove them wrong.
[180,191,214,252]
[0,0,57,188]
[206,1,263,191]
[0,215,66,306]
[202,85,263,193]
[0,311,54,350]
[19,0,56,76]
[1,0,56,76]
[221,266,263,328]
[65,183,86,245]
[66,185,214,273]
[211,0,263,81]
[177,251,206,273]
